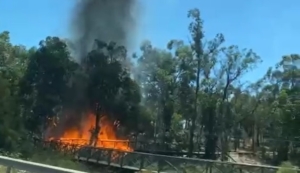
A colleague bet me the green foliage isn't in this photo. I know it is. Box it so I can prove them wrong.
[277,162,297,173]
[30,151,86,171]
[19,36,77,133]
[0,32,24,152]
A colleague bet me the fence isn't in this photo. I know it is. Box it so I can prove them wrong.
[76,146,300,173]
[1,152,300,173]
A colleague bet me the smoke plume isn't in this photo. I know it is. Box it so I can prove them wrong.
[70,0,140,62]
[46,0,142,140]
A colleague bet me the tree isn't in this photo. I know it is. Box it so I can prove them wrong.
[83,40,147,145]
[0,31,27,151]
[136,40,178,149]
[19,36,77,134]
[185,8,225,157]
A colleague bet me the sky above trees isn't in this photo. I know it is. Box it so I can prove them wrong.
[1,0,300,82]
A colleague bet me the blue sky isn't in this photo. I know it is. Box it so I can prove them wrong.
[1,0,300,82]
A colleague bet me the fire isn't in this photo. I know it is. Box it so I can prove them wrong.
[48,113,132,152]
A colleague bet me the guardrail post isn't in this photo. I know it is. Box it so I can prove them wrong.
[107,149,112,166]
[157,157,163,172]
[139,155,145,170]
[86,147,92,161]
[120,153,124,167]
[5,166,11,173]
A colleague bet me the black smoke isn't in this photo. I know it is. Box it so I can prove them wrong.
[45,0,142,139]
[70,0,140,62]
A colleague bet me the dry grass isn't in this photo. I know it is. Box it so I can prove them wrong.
[0,166,27,173]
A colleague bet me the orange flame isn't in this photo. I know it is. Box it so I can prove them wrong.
[48,113,132,152]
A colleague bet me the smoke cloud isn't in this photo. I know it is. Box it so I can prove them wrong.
[46,0,143,140]
[70,0,140,62]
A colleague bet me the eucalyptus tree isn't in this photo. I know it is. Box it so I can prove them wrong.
[0,31,29,151]
[85,40,146,145]
[260,54,300,163]
[185,8,225,157]
[19,36,77,134]
[136,40,179,149]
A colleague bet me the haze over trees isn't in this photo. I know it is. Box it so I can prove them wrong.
[1,7,300,169]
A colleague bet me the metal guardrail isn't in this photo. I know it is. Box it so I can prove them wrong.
[0,155,87,173]
[33,139,300,173]
[76,147,300,173]
[0,148,299,173]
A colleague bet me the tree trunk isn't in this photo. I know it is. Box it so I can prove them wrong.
[188,116,196,157]
[256,127,260,147]
[220,83,230,161]
[89,105,101,146]
[94,108,100,146]
[188,31,202,156]
[220,131,228,161]
[252,122,257,152]
[204,106,217,159]
[277,140,289,163]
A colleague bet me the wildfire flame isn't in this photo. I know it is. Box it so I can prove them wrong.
[47,113,132,152]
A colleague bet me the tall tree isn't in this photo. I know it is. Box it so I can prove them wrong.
[20,36,77,134]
